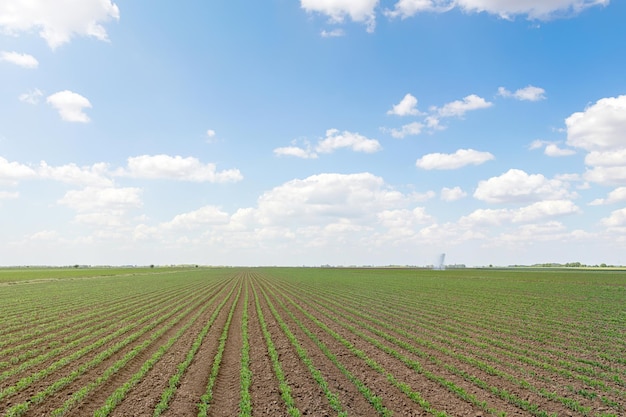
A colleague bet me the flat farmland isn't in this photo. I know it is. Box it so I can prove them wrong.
[0,267,624,416]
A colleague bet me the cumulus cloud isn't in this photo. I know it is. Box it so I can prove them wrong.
[585,149,626,167]
[423,94,492,128]
[566,95,626,152]
[0,0,120,49]
[163,206,230,230]
[274,146,318,159]
[119,155,243,183]
[385,0,453,18]
[441,186,467,201]
[529,140,575,156]
[416,148,494,170]
[58,186,142,212]
[47,90,92,123]
[389,122,424,139]
[498,85,546,101]
[205,129,217,143]
[435,94,493,118]
[382,93,492,135]
[474,169,575,203]
[565,95,626,185]
[589,187,626,206]
[384,0,608,20]
[387,93,422,116]
[378,207,434,230]
[0,191,19,200]
[316,129,381,153]
[255,172,406,226]
[460,200,581,229]
[277,129,381,158]
[38,161,112,187]
[301,0,378,32]
[544,144,576,157]
[454,0,608,20]
[19,88,44,105]
[0,51,38,68]
[0,156,37,185]
[601,208,626,227]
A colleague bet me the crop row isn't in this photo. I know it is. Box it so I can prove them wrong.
[262,268,624,416]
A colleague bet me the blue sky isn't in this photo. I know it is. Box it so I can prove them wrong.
[1,0,625,266]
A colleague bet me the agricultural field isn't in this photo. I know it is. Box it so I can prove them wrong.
[0,266,624,417]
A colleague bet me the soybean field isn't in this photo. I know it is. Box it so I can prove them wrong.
[0,267,624,416]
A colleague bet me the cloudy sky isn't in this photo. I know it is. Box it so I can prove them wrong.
[1,0,625,267]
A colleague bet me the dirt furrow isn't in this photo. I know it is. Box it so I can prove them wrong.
[253,277,337,417]
[13,282,221,416]
[160,283,239,417]
[103,288,231,416]
[258,279,401,416]
[247,277,288,417]
[271,279,517,417]
[209,276,244,417]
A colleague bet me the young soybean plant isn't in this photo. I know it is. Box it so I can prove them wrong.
[239,281,252,417]
[251,279,300,417]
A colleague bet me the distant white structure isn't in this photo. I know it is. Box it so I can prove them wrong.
[434,253,446,270]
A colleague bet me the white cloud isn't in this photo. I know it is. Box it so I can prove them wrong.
[274,146,318,159]
[163,205,230,230]
[378,207,434,229]
[389,122,424,138]
[0,0,120,49]
[0,191,19,200]
[38,161,112,187]
[454,0,608,20]
[0,51,38,68]
[0,156,37,185]
[382,93,492,134]
[416,148,494,170]
[474,169,575,204]
[19,88,44,104]
[315,129,381,153]
[585,149,626,167]
[565,95,626,186]
[512,200,581,222]
[544,144,575,157]
[321,28,345,37]
[387,93,421,116]
[301,0,378,32]
[498,85,546,101]
[256,172,406,226]
[120,155,243,183]
[441,186,467,201]
[460,200,580,226]
[566,95,626,152]
[529,140,575,156]
[436,94,493,118]
[584,167,626,186]
[384,0,607,19]
[27,230,59,241]
[385,0,452,18]
[275,129,380,158]
[58,186,142,212]
[47,90,92,123]
[589,187,626,205]
[206,129,216,138]
[529,139,547,150]
[601,208,626,227]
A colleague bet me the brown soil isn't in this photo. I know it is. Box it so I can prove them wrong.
[2,271,623,417]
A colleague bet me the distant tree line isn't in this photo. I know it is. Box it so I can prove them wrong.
[526,262,617,268]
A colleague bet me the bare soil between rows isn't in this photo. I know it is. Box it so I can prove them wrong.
[2,271,622,417]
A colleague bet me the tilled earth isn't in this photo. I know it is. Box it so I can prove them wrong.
[0,269,623,417]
